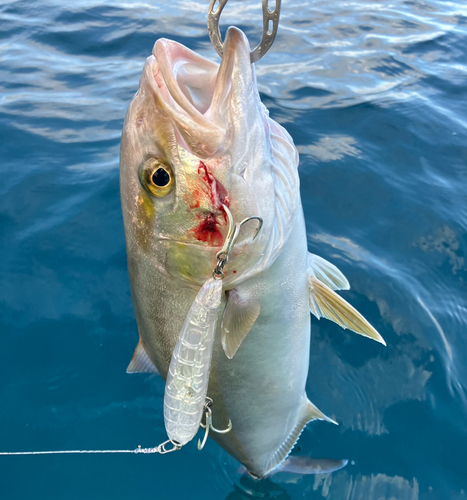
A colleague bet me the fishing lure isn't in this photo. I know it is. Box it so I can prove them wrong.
[163,277,223,446]
[163,206,263,447]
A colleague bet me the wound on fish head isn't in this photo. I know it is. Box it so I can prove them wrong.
[197,161,230,210]
[189,161,231,246]
[192,213,224,246]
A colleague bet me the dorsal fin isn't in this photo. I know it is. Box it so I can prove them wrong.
[308,253,349,290]
[127,341,160,374]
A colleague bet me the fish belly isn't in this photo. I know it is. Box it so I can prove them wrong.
[128,208,311,478]
[208,209,311,477]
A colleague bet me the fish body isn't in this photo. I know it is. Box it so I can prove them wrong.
[120,27,384,478]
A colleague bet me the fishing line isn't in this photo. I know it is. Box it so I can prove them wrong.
[0,440,182,456]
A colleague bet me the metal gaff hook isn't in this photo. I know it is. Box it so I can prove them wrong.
[198,398,233,450]
[213,204,263,279]
[207,0,282,63]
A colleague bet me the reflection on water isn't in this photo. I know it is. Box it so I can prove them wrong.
[1,0,466,499]
[227,476,291,500]
[297,135,361,162]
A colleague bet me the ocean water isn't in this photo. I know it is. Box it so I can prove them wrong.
[1,0,466,498]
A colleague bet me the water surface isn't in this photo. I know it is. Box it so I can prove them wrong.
[1,0,466,498]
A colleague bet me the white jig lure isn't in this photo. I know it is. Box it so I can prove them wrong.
[163,277,223,445]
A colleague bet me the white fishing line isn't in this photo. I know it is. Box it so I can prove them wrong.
[0,448,159,455]
[0,448,155,455]
[0,440,182,456]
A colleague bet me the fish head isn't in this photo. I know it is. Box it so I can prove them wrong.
[120,27,299,287]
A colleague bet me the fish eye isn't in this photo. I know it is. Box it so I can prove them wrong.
[140,159,174,197]
[152,167,170,187]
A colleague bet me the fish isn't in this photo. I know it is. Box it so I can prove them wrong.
[120,26,385,478]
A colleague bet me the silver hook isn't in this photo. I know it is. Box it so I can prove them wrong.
[213,204,263,279]
[198,398,233,450]
[207,0,282,63]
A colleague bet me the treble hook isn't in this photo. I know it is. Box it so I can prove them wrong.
[213,204,263,279]
[198,398,233,450]
[207,0,282,63]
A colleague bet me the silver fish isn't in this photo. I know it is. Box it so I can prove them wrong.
[120,27,385,478]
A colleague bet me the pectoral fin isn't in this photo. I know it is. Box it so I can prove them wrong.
[221,289,260,359]
[308,276,385,345]
[308,253,349,290]
[127,341,160,374]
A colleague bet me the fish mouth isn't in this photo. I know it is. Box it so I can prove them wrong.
[148,27,253,158]
[154,39,219,118]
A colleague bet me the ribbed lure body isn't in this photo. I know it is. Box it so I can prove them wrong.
[163,278,223,445]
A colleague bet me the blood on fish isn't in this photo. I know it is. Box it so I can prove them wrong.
[198,161,230,209]
[192,213,224,246]
[190,162,230,245]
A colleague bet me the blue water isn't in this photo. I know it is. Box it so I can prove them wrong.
[1,0,466,498]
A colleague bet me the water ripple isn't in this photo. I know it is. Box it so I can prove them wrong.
[1,1,466,499]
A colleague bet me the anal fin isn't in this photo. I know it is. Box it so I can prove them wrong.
[304,399,338,425]
[264,398,336,475]
[127,341,160,374]
[309,276,386,345]
[221,289,260,359]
